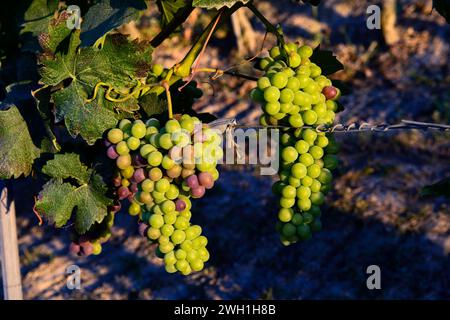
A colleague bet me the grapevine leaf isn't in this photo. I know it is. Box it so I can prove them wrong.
[0,105,40,179]
[192,0,249,10]
[52,83,118,145]
[421,177,450,198]
[40,31,152,144]
[40,28,80,86]
[42,153,91,183]
[434,0,450,23]
[139,93,167,117]
[20,0,59,52]
[311,47,344,76]
[156,0,191,26]
[80,0,147,47]
[36,153,112,233]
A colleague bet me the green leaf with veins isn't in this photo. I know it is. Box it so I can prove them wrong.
[36,153,112,233]
[52,83,119,145]
[80,0,147,47]
[192,0,249,9]
[156,0,191,27]
[0,105,41,179]
[20,0,59,51]
[40,30,152,144]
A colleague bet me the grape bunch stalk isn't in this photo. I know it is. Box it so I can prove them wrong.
[251,42,341,245]
[105,114,223,275]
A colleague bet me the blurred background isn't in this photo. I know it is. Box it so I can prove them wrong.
[1,0,449,299]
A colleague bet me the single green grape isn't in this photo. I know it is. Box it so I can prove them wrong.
[307,164,321,179]
[297,198,312,211]
[298,45,313,59]
[295,140,310,154]
[263,86,281,102]
[131,122,146,139]
[165,119,181,133]
[286,77,300,91]
[289,114,304,128]
[280,88,294,103]
[116,141,129,155]
[270,72,288,89]
[257,77,271,90]
[281,146,298,163]
[150,214,164,229]
[147,151,163,167]
[278,208,294,222]
[161,200,175,213]
[280,197,295,209]
[296,186,311,199]
[161,224,175,237]
[281,185,297,198]
[299,153,314,167]
[108,128,123,144]
[171,230,186,244]
[282,223,297,238]
[127,136,140,150]
[309,146,324,160]
[264,101,281,115]
[291,163,307,179]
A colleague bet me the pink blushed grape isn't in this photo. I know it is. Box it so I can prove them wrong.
[198,172,214,189]
[191,186,206,198]
[175,199,186,212]
[107,146,119,159]
[186,175,199,189]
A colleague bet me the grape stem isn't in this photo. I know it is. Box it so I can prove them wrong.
[162,68,175,119]
[178,9,224,91]
[174,3,244,78]
[246,2,285,46]
[148,3,244,97]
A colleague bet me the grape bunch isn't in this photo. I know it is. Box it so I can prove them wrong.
[251,42,341,245]
[105,115,222,274]
[69,211,115,256]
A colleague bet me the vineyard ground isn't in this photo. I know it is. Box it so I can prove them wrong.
[1,0,449,299]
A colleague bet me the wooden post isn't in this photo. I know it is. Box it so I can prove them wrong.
[0,182,23,300]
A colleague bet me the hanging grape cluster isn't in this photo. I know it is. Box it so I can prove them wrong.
[105,115,222,274]
[251,42,340,245]
[69,211,115,256]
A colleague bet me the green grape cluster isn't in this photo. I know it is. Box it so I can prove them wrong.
[106,115,222,274]
[251,42,341,245]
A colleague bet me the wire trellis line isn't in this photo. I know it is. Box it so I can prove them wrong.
[209,119,450,134]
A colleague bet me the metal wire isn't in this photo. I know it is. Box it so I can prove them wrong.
[209,118,450,134]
